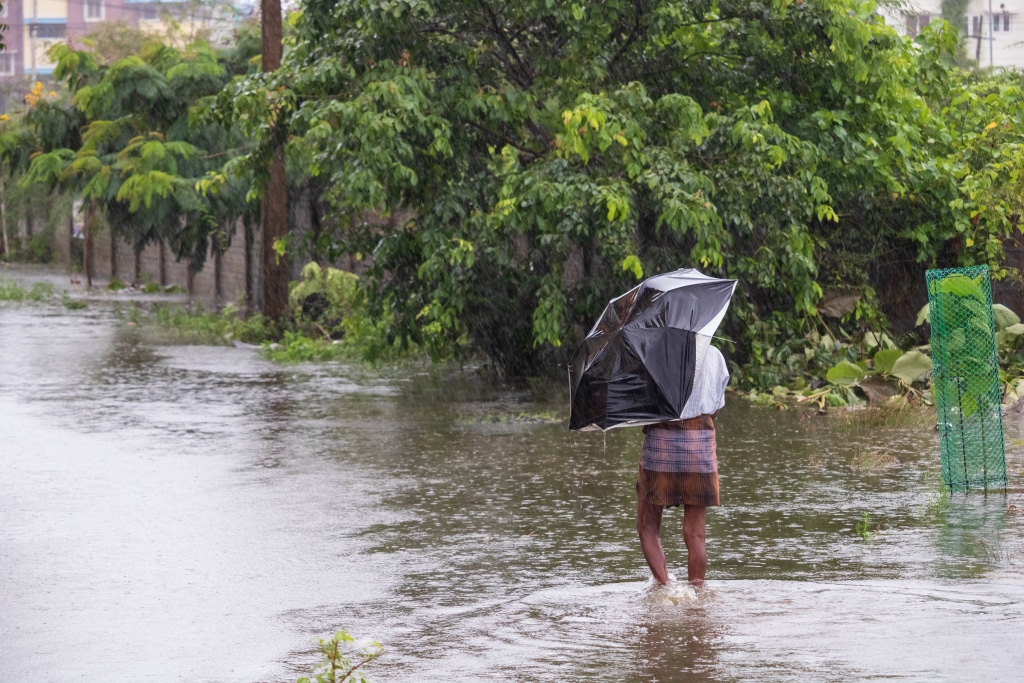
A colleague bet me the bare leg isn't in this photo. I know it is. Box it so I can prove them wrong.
[637,499,670,584]
[682,504,707,587]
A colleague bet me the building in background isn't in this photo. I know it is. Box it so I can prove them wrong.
[0,0,252,90]
[885,1,1024,69]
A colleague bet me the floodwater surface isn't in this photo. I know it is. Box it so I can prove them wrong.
[2,271,1023,682]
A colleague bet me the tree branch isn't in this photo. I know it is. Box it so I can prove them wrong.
[476,0,534,89]
[606,0,646,77]
[339,653,380,683]
[463,118,544,161]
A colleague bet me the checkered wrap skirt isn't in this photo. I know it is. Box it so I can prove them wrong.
[636,415,720,508]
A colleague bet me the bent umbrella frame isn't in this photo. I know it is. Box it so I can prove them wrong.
[568,269,737,432]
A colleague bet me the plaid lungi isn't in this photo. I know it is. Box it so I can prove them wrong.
[636,415,720,507]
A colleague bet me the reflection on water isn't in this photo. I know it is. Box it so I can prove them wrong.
[1,291,1023,682]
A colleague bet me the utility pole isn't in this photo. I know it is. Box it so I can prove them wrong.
[30,0,37,81]
[260,0,289,321]
[990,0,995,67]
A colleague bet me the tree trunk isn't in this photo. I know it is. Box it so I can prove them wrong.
[0,174,8,258]
[261,0,289,322]
[159,240,167,286]
[244,216,254,315]
[214,230,224,303]
[84,203,95,288]
[110,228,118,280]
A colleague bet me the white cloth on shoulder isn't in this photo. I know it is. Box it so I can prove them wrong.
[678,345,729,419]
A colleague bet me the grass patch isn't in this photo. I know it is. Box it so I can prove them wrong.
[831,395,934,431]
[850,448,898,471]
[0,279,56,302]
[62,294,87,310]
[116,302,271,346]
[117,300,418,367]
[463,410,563,425]
[263,330,357,363]
[975,538,1024,568]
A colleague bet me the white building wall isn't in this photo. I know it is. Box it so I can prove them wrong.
[886,1,1024,69]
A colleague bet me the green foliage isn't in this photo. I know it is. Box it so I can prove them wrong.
[855,512,879,540]
[263,330,354,363]
[289,262,360,337]
[297,629,382,683]
[826,361,866,386]
[197,0,1024,378]
[113,271,417,365]
[0,280,55,302]
[873,348,903,375]
[888,350,933,385]
[62,294,88,310]
[145,302,271,345]
[18,36,259,279]
[7,231,55,263]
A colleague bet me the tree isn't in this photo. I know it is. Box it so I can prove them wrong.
[2,82,77,263]
[208,1,1024,377]
[22,35,260,288]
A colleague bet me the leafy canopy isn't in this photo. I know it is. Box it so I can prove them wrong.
[206,1,1024,375]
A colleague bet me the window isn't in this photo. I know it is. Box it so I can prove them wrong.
[1005,12,1012,31]
[973,15,982,36]
[138,3,160,21]
[994,14,1001,31]
[905,14,931,37]
[0,53,16,77]
[85,0,104,21]
[29,24,67,39]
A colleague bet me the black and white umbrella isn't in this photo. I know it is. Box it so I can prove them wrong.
[568,268,737,431]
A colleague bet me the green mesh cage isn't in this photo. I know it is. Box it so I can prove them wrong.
[926,266,1007,493]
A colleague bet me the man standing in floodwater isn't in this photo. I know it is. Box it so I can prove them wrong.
[635,344,729,587]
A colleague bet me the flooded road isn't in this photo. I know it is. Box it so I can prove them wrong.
[2,275,1023,682]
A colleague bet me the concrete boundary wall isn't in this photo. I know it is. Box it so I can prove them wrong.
[50,216,261,308]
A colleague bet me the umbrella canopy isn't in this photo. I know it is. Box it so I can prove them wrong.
[568,268,737,431]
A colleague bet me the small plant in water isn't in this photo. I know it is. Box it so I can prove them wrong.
[297,629,382,683]
[62,293,87,310]
[918,470,952,518]
[855,512,879,540]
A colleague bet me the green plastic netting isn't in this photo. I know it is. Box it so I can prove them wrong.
[926,265,1008,493]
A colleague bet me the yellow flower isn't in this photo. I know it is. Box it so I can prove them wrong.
[0,114,9,122]
[49,91,57,98]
